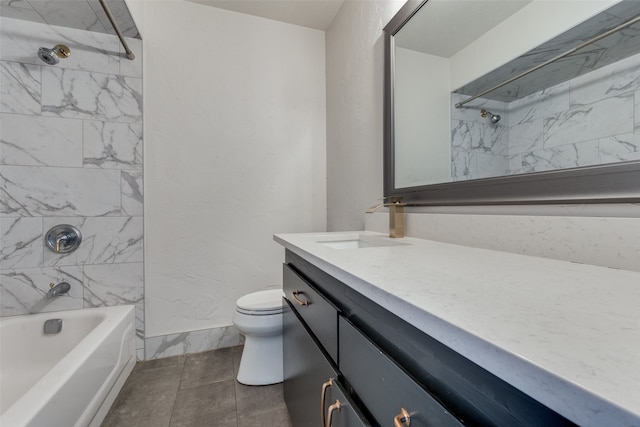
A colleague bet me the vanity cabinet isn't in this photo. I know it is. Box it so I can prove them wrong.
[339,317,463,427]
[282,299,337,427]
[283,265,338,362]
[283,268,371,427]
[283,250,577,427]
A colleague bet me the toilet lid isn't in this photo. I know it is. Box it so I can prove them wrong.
[236,289,284,313]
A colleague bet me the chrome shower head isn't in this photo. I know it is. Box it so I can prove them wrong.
[37,44,71,65]
[480,109,501,124]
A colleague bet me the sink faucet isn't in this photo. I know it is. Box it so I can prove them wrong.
[47,281,71,298]
[366,199,406,238]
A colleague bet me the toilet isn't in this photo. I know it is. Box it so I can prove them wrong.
[232,289,284,385]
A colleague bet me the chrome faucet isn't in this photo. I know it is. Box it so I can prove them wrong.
[366,199,406,238]
[47,281,71,298]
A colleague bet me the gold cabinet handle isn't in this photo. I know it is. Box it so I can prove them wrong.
[326,399,341,427]
[291,290,311,306]
[320,379,333,427]
[394,408,411,427]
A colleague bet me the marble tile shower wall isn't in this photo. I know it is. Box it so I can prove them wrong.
[0,17,144,358]
[451,52,640,180]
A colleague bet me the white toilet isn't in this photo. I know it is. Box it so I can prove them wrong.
[232,289,284,385]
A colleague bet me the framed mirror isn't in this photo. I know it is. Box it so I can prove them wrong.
[384,0,640,205]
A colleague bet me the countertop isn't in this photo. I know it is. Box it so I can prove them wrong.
[274,231,640,427]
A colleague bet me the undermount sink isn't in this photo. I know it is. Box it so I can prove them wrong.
[316,234,409,250]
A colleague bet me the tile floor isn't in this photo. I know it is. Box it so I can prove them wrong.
[102,346,292,427]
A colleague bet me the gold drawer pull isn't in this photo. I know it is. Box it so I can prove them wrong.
[394,407,411,427]
[320,379,333,427]
[292,290,311,306]
[326,399,341,427]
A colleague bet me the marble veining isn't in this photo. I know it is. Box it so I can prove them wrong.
[145,326,242,360]
[0,166,122,216]
[0,61,40,114]
[42,67,142,122]
[0,0,46,24]
[0,266,84,316]
[0,17,144,356]
[0,0,140,38]
[0,16,120,75]
[522,140,600,173]
[119,37,142,79]
[42,217,143,266]
[451,51,640,179]
[599,133,640,163]
[0,113,83,167]
[543,93,634,148]
[454,1,640,102]
[275,232,640,427]
[83,121,143,169]
[0,217,42,270]
[83,262,143,308]
[121,171,143,216]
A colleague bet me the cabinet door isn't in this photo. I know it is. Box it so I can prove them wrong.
[324,379,372,427]
[283,299,338,427]
[284,264,339,362]
[339,317,465,427]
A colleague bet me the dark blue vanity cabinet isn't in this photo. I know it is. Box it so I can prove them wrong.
[282,250,577,427]
[283,265,370,427]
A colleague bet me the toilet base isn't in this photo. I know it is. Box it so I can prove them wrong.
[237,334,283,385]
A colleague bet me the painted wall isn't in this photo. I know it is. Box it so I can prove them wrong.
[136,1,326,357]
[0,17,145,357]
[325,0,405,231]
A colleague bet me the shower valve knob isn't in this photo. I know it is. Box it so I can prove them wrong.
[45,225,82,254]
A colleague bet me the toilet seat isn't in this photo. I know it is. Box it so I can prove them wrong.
[236,289,283,315]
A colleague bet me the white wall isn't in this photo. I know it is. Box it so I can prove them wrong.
[325,0,406,231]
[394,47,450,187]
[138,1,326,338]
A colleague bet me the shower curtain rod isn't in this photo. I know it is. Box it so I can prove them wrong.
[98,0,135,60]
[454,13,640,109]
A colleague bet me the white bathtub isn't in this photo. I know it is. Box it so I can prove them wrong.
[0,305,136,427]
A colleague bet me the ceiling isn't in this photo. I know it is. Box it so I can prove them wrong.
[187,0,345,31]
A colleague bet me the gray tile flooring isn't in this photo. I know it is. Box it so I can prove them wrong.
[102,346,292,427]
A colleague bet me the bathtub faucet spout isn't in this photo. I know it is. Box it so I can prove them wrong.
[47,281,71,298]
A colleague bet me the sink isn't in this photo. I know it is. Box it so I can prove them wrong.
[316,234,409,250]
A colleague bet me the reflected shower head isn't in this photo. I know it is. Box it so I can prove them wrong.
[37,44,71,65]
[480,109,501,124]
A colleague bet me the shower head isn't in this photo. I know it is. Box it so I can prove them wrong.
[480,109,501,124]
[37,44,71,65]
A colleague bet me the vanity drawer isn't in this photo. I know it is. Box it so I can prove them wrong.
[283,264,339,362]
[324,377,373,427]
[339,317,464,427]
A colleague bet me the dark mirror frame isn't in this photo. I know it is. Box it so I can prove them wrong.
[383,0,640,205]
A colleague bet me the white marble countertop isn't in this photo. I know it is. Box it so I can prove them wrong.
[274,231,640,427]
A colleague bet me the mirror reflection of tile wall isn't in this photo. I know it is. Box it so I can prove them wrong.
[450,52,640,181]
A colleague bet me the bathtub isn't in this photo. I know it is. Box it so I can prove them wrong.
[0,305,136,427]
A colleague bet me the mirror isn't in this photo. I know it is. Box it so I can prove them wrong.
[384,0,640,205]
